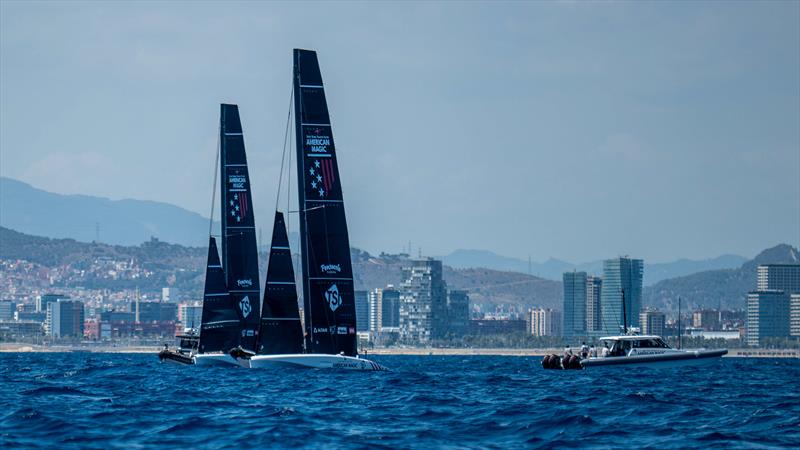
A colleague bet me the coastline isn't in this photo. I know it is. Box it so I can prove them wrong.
[1,343,798,358]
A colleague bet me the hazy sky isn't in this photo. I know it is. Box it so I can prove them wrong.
[1,1,798,262]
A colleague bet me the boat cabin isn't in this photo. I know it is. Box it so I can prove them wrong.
[174,334,199,355]
[598,335,673,357]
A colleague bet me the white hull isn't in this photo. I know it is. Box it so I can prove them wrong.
[247,353,387,371]
[193,353,241,367]
[581,349,727,369]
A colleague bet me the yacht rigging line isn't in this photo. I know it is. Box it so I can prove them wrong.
[208,127,221,238]
[275,86,294,214]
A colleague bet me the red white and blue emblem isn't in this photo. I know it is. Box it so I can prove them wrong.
[229,192,248,222]
[308,159,335,198]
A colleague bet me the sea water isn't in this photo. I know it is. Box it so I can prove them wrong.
[1,353,798,449]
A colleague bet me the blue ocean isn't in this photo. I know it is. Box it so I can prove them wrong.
[1,353,798,449]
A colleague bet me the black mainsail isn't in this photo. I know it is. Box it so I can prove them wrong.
[293,49,358,356]
[220,104,261,352]
[198,236,238,353]
[256,212,304,354]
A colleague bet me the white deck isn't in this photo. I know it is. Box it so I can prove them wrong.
[247,353,387,371]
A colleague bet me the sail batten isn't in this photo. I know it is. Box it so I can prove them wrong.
[293,49,358,356]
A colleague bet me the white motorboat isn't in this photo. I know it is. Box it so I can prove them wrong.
[580,334,727,368]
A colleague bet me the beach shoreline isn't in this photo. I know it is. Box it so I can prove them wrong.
[1,343,797,358]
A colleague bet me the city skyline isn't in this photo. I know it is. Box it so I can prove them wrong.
[2,2,798,263]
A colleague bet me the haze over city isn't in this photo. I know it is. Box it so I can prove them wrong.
[1,1,798,262]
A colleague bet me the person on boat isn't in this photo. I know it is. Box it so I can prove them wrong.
[563,345,573,358]
[601,342,610,357]
[589,344,597,358]
[580,342,589,358]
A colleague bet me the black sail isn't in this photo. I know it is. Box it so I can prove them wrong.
[256,212,304,354]
[220,104,261,352]
[198,236,238,353]
[293,49,358,356]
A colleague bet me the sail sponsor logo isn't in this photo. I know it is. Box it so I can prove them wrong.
[337,326,347,335]
[239,296,252,318]
[312,326,336,334]
[320,264,341,274]
[324,284,341,312]
[305,136,331,153]
[229,174,247,189]
[237,278,253,288]
[305,127,331,153]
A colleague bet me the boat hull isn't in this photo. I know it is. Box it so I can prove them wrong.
[247,353,387,371]
[581,349,727,369]
[193,353,242,367]
[158,349,194,366]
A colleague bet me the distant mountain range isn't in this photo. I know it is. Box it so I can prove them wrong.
[1,176,750,284]
[644,244,799,311]
[440,249,747,286]
[1,225,797,313]
[0,177,219,247]
[0,226,562,310]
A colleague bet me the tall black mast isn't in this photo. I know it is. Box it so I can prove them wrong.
[621,288,628,334]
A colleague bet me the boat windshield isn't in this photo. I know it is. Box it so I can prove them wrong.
[632,338,670,349]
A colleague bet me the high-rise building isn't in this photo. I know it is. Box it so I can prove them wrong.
[354,290,369,332]
[178,303,203,330]
[381,286,401,329]
[639,309,665,336]
[600,257,643,334]
[135,302,177,323]
[161,287,179,303]
[368,289,383,333]
[562,271,587,337]
[528,308,562,337]
[399,259,447,344]
[757,264,800,293]
[586,276,602,332]
[692,309,720,331]
[46,300,85,338]
[791,294,800,338]
[746,290,790,347]
[38,294,69,313]
[447,290,470,336]
[0,300,15,321]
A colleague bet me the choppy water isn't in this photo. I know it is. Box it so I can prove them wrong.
[1,353,799,449]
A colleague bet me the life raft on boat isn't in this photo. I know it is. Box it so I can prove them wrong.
[541,354,583,370]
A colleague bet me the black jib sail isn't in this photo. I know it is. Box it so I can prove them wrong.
[220,104,261,352]
[293,49,358,356]
[256,212,304,354]
[198,236,238,353]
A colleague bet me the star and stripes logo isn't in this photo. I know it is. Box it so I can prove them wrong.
[308,158,335,197]
[228,192,248,222]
